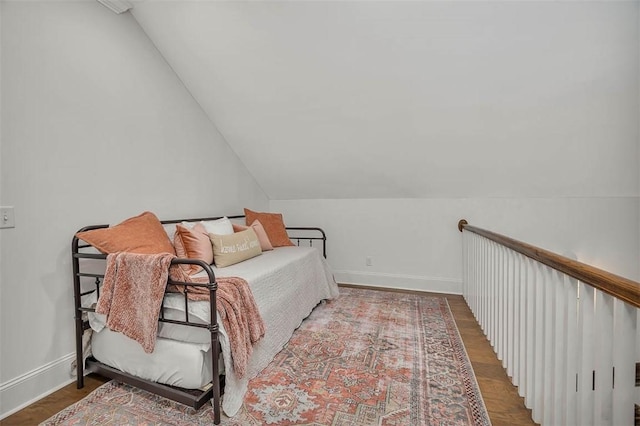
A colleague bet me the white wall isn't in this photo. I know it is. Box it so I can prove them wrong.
[0,1,268,418]
[135,0,640,288]
[272,197,640,293]
[268,1,640,292]
[130,1,639,201]
[0,1,4,401]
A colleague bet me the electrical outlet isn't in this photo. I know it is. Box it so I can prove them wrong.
[366,256,372,266]
[0,206,15,229]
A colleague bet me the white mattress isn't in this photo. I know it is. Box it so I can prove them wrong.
[90,245,339,417]
[91,327,214,389]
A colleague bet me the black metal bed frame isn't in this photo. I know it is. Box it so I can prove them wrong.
[71,214,327,425]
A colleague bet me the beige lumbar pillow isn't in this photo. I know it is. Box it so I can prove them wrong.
[209,228,262,268]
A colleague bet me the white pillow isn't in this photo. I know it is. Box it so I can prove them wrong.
[200,217,234,235]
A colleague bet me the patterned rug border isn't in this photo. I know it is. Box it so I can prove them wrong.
[439,297,492,425]
[42,288,492,425]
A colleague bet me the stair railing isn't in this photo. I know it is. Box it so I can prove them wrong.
[458,219,640,426]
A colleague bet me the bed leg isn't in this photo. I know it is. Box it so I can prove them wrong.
[213,398,221,425]
[75,318,84,389]
[212,374,220,425]
[212,346,221,424]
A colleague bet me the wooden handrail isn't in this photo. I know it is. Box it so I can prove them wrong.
[458,219,640,308]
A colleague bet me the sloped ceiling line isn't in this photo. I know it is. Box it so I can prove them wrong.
[97,0,132,14]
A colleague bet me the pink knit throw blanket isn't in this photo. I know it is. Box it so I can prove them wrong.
[169,268,266,378]
[95,252,266,378]
[96,252,174,354]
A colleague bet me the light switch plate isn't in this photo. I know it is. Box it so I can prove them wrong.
[0,206,15,229]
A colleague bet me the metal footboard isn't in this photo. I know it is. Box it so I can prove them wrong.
[72,226,221,423]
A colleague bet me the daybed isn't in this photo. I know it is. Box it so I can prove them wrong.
[72,211,339,424]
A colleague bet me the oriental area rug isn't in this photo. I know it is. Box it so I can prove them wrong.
[42,287,491,425]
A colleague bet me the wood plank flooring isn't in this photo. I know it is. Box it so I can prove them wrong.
[0,375,110,426]
[446,294,536,425]
[1,286,535,425]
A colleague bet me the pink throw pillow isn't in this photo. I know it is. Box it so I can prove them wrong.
[232,220,274,251]
[173,223,214,275]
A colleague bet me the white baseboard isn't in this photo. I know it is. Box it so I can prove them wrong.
[334,270,462,295]
[0,352,75,420]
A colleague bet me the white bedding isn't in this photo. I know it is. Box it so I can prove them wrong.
[90,245,339,417]
[91,328,214,389]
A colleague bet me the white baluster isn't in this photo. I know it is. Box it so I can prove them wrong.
[468,232,474,312]
[470,236,478,321]
[475,234,480,318]
[511,251,520,387]
[637,313,640,415]
[532,263,545,424]
[517,253,528,399]
[480,237,487,334]
[491,241,499,348]
[462,232,467,299]
[506,249,516,379]
[541,266,555,425]
[502,246,509,367]
[497,243,502,353]
[487,242,497,351]
[462,234,467,295]
[524,257,537,410]
[493,240,499,348]
[611,299,637,426]
[593,291,614,424]
[563,276,579,425]
[496,244,504,361]
[577,283,595,426]
[552,269,568,425]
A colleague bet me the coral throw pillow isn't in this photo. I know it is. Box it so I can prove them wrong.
[173,223,214,275]
[232,220,274,251]
[75,211,176,255]
[244,208,294,247]
[209,228,262,268]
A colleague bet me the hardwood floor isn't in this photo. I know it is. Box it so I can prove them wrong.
[0,375,110,426]
[1,287,535,425]
[446,294,536,425]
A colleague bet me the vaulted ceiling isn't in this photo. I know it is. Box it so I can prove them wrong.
[129,1,639,200]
